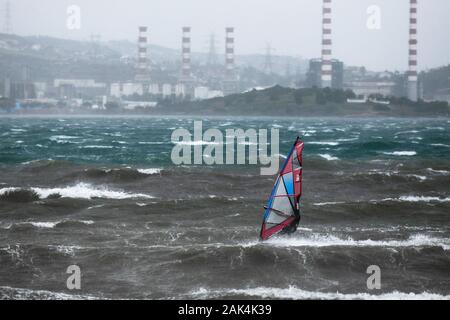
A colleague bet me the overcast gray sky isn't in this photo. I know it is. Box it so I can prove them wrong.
[7,0,450,71]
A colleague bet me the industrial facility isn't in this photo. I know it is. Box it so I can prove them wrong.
[1,0,448,113]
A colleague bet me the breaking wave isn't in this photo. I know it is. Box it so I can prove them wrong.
[427,168,450,175]
[318,154,339,161]
[190,286,450,300]
[0,183,154,200]
[137,168,162,175]
[0,286,101,300]
[383,151,417,156]
[309,142,340,146]
[313,201,346,206]
[382,196,450,203]
[258,234,450,250]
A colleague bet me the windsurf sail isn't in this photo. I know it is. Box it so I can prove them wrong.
[260,137,304,241]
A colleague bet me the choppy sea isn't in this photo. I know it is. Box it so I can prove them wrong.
[0,116,449,300]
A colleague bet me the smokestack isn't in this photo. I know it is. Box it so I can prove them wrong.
[321,0,332,88]
[181,27,192,79]
[407,0,418,101]
[225,27,235,78]
[136,26,150,82]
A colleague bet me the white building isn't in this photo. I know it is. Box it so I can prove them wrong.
[162,84,172,97]
[194,86,224,100]
[194,86,209,100]
[33,82,48,99]
[175,83,186,97]
[123,101,158,110]
[208,90,224,99]
[149,83,160,95]
[110,83,144,98]
[344,81,396,97]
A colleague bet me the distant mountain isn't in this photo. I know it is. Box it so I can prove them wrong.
[0,33,120,61]
[0,33,307,83]
[104,38,308,74]
[0,33,133,82]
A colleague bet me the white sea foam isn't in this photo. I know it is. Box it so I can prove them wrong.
[31,183,154,200]
[174,140,220,146]
[190,286,450,300]
[0,286,100,300]
[26,222,58,228]
[426,168,450,175]
[0,187,20,195]
[81,145,114,149]
[313,201,346,206]
[2,220,94,230]
[383,196,450,203]
[0,183,153,200]
[406,175,427,181]
[49,135,79,143]
[426,127,445,131]
[309,142,340,146]
[367,170,399,177]
[87,204,105,210]
[318,154,339,161]
[137,168,162,175]
[136,202,148,207]
[51,245,85,256]
[395,130,420,135]
[260,234,450,250]
[431,143,450,148]
[138,141,166,145]
[383,151,417,156]
[78,220,94,225]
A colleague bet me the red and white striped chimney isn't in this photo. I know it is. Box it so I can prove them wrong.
[321,0,332,88]
[407,0,418,101]
[225,27,235,78]
[181,26,191,79]
[136,26,150,82]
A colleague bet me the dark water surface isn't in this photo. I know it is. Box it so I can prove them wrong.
[0,116,449,299]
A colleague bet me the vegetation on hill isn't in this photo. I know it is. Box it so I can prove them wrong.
[152,86,450,117]
[421,65,450,99]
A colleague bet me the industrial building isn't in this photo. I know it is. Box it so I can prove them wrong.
[344,81,397,97]
[306,58,343,89]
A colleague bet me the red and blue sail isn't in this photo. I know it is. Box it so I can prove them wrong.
[260,137,304,241]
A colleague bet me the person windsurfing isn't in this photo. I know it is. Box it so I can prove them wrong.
[260,137,304,241]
